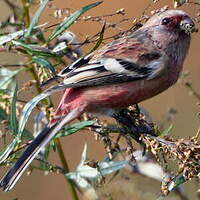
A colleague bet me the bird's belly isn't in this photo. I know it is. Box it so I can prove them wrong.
[83,75,172,109]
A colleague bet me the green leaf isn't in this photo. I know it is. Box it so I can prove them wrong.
[18,93,50,138]
[0,103,32,139]
[25,0,49,37]
[0,138,19,164]
[66,144,127,189]
[98,160,128,176]
[78,143,88,168]
[166,175,186,191]
[47,1,102,42]
[21,129,33,140]
[0,30,26,46]
[159,125,173,136]
[0,107,7,121]
[54,121,95,139]
[0,23,47,46]
[12,40,56,57]
[0,21,23,29]
[9,83,18,134]
[32,56,56,74]
[0,68,21,90]
[0,108,32,139]
[18,84,67,137]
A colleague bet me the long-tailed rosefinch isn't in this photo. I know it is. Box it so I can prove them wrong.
[0,9,196,191]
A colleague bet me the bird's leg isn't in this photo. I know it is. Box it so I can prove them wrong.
[112,108,141,141]
[111,106,156,142]
[83,107,155,159]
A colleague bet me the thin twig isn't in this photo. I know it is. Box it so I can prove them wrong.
[55,139,79,200]
[21,0,30,28]
[185,82,200,101]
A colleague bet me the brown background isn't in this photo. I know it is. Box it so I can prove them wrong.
[0,0,199,199]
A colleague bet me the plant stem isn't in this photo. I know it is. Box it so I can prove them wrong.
[184,82,200,101]
[19,1,78,198]
[55,139,79,200]
[28,66,78,199]
[21,0,30,28]
[29,67,43,93]
[28,66,78,198]
[27,49,79,199]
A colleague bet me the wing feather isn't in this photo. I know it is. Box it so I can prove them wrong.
[44,30,168,88]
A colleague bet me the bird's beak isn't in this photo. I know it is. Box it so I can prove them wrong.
[180,18,198,34]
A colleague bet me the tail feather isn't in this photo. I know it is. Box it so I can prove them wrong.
[0,126,55,191]
[0,108,81,191]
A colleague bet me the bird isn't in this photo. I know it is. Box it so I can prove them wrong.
[0,9,196,191]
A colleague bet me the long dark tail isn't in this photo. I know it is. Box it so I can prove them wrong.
[0,109,80,191]
[0,126,55,191]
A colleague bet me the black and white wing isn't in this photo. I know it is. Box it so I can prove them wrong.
[43,34,168,88]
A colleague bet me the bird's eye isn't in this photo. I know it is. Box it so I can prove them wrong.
[162,17,172,25]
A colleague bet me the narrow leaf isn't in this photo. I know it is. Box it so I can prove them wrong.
[160,124,173,136]
[79,144,88,168]
[168,176,186,191]
[18,84,67,137]
[0,31,25,46]
[66,171,92,189]
[167,175,186,191]
[48,1,102,42]
[32,56,56,74]
[0,107,7,121]
[0,105,32,139]
[0,68,21,90]
[12,40,55,57]
[0,139,18,164]
[25,0,49,37]
[98,161,128,176]
[66,161,127,183]
[9,83,18,134]
[55,121,95,139]
[0,23,47,46]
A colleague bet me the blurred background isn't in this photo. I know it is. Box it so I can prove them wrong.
[0,0,199,199]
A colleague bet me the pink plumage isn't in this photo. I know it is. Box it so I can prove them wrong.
[0,9,196,191]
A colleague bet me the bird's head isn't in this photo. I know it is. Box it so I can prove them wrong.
[143,10,197,35]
